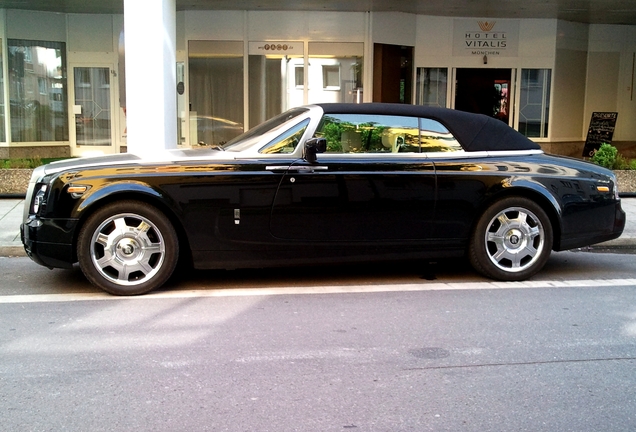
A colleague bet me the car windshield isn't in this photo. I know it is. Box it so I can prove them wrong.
[222,108,309,152]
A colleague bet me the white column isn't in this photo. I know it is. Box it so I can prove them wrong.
[124,0,177,154]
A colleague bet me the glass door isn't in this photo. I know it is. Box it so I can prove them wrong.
[71,66,115,154]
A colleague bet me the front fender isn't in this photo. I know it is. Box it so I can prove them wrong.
[74,181,164,217]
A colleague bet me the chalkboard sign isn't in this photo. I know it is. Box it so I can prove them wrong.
[582,112,618,157]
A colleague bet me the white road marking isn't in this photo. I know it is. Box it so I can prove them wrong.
[1,278,636,304]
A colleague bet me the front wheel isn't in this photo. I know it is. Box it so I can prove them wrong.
[77,200,179,295]
[469,197,553,281]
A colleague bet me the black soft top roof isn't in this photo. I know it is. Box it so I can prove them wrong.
[316,103,540,152]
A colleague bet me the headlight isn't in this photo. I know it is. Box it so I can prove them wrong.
[32,184,48,214]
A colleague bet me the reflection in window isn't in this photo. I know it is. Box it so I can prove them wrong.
[316,114,419,153]
[419,118,463,153]
[8,39,68,142]
[315,114,462,154]
[519,69,551,138]
[189,41,244,146]
[259,119,309,154]
[416,68,447,108]
[224,107,308,152]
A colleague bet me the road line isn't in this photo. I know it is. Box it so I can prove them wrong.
[1,278,636,304]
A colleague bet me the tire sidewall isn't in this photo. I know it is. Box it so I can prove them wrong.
[77,200,179,295]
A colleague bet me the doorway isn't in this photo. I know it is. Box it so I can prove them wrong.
[71,65,117,155]
[455,68,512,125]
[373,44,413,104]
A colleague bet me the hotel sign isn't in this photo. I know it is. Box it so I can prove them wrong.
[453,19,519,57]
[248,41,304,56]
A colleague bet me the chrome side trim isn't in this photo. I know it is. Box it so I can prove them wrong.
[315,149,544,160]
[266,165,329,171]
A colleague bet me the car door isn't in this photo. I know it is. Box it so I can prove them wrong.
[269,113,437,242]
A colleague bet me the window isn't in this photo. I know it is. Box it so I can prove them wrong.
[322,65,340,89]
[8,39,68,142]
[295,66,304,87]
[519,69,551,138]
[419,118,463,153]
[315,114,462,154]
[416,68,448,108]
[189,41,244,146]
[224,107,308,152]
[38,78,46,95]
[315,114,420,153]
[259,119,309,154]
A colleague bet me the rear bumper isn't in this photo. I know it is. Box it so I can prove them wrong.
[558,202,626,250]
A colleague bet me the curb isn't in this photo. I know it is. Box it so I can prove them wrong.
[0,246,26,257]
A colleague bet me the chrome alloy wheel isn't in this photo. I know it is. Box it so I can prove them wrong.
[89,213,166,286]
[484,206,545,273]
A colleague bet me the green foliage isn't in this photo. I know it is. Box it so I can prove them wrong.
[318,116,388,153]
[321,121,347,152]
[591,143,618,169]
[614,153,631,170]
[0,157,42,169]
[590,144,636,170]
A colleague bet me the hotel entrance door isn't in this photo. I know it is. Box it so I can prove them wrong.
[455,68,512,125]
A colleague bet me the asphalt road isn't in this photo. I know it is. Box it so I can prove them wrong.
[1,251,636,431]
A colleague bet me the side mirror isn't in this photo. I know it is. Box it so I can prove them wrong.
[304,137,327,164]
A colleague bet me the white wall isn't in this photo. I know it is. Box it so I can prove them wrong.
[68,14,114,52]
[6,9,66,41]
[518,19,556,68]
[550,20,589,141]
[586,24,636,142]
[185,10,367,42]
[372,12,416,46]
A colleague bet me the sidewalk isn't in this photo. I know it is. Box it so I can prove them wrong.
[1,198,635,257]
[0,199,26,256]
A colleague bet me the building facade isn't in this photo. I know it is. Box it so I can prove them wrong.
[0,8,634,158]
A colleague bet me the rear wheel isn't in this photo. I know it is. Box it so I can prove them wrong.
[77,201,179,295]
[469,197,553,281]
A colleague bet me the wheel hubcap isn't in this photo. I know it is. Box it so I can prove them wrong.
[90,213,166,286]
[485,207,544,273]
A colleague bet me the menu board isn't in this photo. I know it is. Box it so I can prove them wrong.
[582,112,618,157]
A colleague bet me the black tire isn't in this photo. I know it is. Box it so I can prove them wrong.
[77,200,179,295]
[469,197,553,281]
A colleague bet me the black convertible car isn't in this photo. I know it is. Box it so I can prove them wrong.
[21,103,625,295]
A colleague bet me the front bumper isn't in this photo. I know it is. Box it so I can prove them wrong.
[21,216,77,269]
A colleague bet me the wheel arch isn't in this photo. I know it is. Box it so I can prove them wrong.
[473,181,564,250]
[70,183,192,265]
